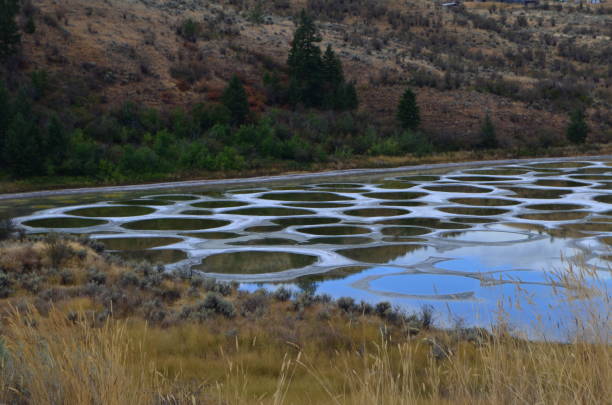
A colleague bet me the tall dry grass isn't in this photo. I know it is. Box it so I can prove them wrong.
[0,307,154,405]
[0,262,610,404]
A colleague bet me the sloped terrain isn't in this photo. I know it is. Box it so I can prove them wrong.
[11,0,612,144]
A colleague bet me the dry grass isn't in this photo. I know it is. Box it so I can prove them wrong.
[0,237,610,404]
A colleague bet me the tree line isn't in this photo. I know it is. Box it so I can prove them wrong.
[0,6,592,182]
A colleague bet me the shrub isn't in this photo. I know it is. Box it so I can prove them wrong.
[375,301,392,317]
[87,269,106,286]
[177,18,200,42]
[0,218,15,241]
[0,270,13,298]
[20,274,42,293]
[273,287,292,301]
[337,296,356,313]
[200,293,236,318]
[241,291,269,316]
[59,269,75,285]
[419,305,434,329]
[45,234,74,268]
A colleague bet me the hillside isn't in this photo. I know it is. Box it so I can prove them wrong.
[13,0,611,144]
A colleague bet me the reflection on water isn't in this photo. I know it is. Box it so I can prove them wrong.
[11,158,612,335]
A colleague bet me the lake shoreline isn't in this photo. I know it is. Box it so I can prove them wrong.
[3,151,612,201]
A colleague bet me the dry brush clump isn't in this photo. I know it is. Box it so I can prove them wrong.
[0,234,610,404]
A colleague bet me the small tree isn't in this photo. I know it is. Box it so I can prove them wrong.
[479,114,498,149]
[222,75,250,126]
[397,88,420,130]
[566,108,589,145]
[0,0,21,59]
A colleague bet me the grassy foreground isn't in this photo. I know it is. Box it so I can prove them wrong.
[0,234,610,404]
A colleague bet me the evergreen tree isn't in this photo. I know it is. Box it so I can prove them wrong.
[397,88,420,130]
[479,114,498,149]
[566,108,589,145]
[46,114,70,167]
[343,82,359,111]
[321,45,344,89]
[222,75,250,126]
[4,113,45,177]
[0,0,21,59]
[287,10,323,107]
[0,83,9,157]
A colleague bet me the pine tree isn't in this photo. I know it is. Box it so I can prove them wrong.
[222,75,250,126]
[287,10,323,107]
[566,108,589,145]
[321,44,344,89]
[4,113,45,177]
[479,114,498,149]
[342,82,359,111]
[0,83,9,157]
[0,0,21,59]
[46,114,70,167]
[397,88,420,130]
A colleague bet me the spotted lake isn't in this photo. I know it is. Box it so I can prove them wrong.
[5,158,612,337]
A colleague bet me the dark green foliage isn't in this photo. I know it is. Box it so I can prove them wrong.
[177,18,200,42]
[30,70,49,100]
[287,10,323,107]
[222,75,250,126]
[46,114,70,168]
[342,82,359,111]
[321,45,344,90]
[566,109,589,144]
[286,13,357,111]
[4,112,45,177]
[0,83,9,155]
[25,16,36,34]
[0,0,21,59]
[262,71,286,105]
[397,88,420,130]
[478,114,498,149]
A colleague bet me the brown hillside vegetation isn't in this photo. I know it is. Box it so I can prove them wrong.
[12,0,612,146]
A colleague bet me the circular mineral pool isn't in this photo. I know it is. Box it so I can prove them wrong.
[224,207,315,216]
[363,191,427,200]
[381,226,432,237]
[195,251,318,274]
[343,208,411,217]
[22,217,108,228]
[437,207,510,216]
[337,244,426,263]
[259,192,354,202]
[121,218,230,231]
[272,217,341,227]
[438,231,529,243]
[423,185,493,194]
[297,225,372,236]
[448,198,521,207]
[114,249,187,264]
[191,200,249,209]
[65,205,155,217]
[97,237,183,251]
